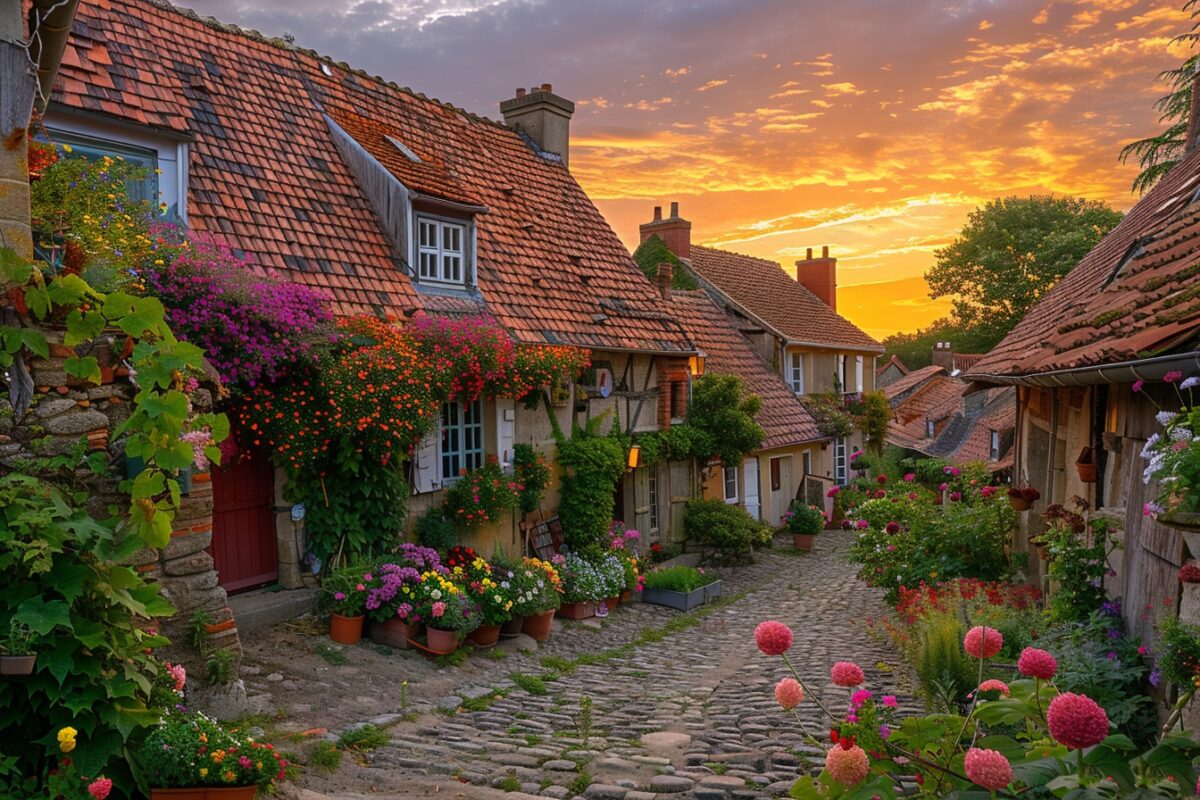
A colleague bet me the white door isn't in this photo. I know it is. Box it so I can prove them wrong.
[743,458,761,520]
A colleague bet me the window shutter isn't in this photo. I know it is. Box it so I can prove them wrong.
[494,398,516,469]
[412,427,440,494]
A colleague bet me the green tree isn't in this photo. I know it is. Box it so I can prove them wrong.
[688,373,764,467]
[881,318,998,370]
[853,390,891,455]
[1119,1,1200,193]
[925,196,1122,349]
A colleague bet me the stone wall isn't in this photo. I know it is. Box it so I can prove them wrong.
[0,327,246,715]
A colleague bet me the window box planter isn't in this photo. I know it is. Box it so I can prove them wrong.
[642,580,722,611]
[0,654,36,675]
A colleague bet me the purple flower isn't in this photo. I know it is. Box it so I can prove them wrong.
[1150,669,1161,688]
[334,592,346,601]
[1133,380,1145,393]
[1165,370,1184,383]
[879,725,891,739]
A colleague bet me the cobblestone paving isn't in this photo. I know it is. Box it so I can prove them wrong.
[261,532,919,799]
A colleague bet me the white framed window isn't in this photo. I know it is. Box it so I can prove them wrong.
[834,437,848,485]
[802,450,812,477]
[789,352,805,394]
[854,355,864,393]
[440,398,484,481]
[990,430,1001,460]
[648,475,660,532]
[836,355,847,392]
[925,418,935,438]
[723,465,738,504]
[417,216,467,285]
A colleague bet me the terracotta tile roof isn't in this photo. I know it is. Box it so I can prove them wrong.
[51,0,690,354]
[876,354,909,377]
[887,376,1015,472]
[952,353,984,374]
[969,146,1200,379]
[685,245,882,352]
[669,291,823,448]
[883,365,945,404]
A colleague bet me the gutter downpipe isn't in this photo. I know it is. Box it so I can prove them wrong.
[966,351,1200,388]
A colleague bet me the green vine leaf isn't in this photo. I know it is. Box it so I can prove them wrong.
[64,355,101,385]
[0,246,33,287]
[64,308,105,346]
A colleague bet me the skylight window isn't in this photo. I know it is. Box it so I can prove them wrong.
[385,135,422,163]
[1103,238,1150,290]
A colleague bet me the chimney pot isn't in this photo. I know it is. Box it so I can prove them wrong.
[806,247,813,260]
[515,87,526,98]
[822,245,829,258]
[541,82,553,92]
[638,202,692,259]
[653,205,662,221]
[794,248,838,310]
[670,201,680,218]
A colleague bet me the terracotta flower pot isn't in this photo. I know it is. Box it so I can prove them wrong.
[792,533,814,552]
[619,590,633,603]
[468,624,501,647]
[0,655,35,675]
[207,788,257,799]
[1008,495,1032,512]
[556,602,595,621]
[521,609,555,642]
[368,618,422,649]
[150,790,207,800]
[425,626,459,654]
[500,615,525,638]
[604,597,619,611]
[1076,447,1097,483]
[329,613,365,645]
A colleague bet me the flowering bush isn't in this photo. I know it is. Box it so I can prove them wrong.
[786,502,825,536]
[1040,500,1120,623]
[512,443,551,516]
[507,557,563,615]
[557,553,607,603]
[323,565,370,616]
[443,461,519,529]
[595,553,628,598]
[136,709,287,788]
[1140,373,1200,516]
[414,572,476,636]
[363,562,422,623]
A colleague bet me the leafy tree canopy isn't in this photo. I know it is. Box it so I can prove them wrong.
[632,234,699,290]
[882,317,1000,370]
[923,196,1121,350]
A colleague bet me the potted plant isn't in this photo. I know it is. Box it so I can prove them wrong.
[324,566,369,645]
[412,572,476,654]
[1007,485,1041,512]
[462,558,514,647]
[137,709,287,798]
[364,562,424,649]
[0,620,36,676]
[515,557,563,642]
[1141,375,1200,533]
[598,553,627,610]
[785,502,824,551]
[1076,446,1097,483]
[641,566,720,611]
[556,553,604,620]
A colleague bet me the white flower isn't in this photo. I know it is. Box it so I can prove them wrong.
[1181,376,1199,390]
[1173,427,1191,442]
[1157,411,1178,426]
[431,589,442,600]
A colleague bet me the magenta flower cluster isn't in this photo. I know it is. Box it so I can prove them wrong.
[365,563,421,612]
[396,543,446,573]
[145,236,334,390]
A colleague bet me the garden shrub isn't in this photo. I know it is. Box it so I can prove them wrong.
[414,507,457,552]
[685,374,763,468]
[443,460,517,529]
[1040,504,1119,623]
[512,443,550,515]
[554,415,627,555]
[912,615,977,710]
[683,498,772,562]
[786,502,825,535]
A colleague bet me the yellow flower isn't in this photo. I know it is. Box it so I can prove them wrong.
[61,144,73,153]
[199,768,208,778]
[211,749,226,763]
[57,727,77,753]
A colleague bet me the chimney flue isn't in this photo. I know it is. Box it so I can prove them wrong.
[806,247,813,260]
[638,202,692,259]
[822,245,829,258]
[500,84,576,167]
[794,246,837,310]
[541,83,553,92]
[653,205,663,221]
[670,201,680,218]
[514,87,526,98]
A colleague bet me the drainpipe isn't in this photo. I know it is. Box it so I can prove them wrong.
[28,0,81,113]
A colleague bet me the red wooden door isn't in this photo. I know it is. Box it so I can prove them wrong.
[210,456,278,593]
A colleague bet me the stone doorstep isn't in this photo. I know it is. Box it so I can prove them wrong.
[228,586,318,633]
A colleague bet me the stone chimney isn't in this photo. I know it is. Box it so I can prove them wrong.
[794,246,837,310]
[639,202,692,259]
[657,260,673,301]
[932,341,954,371]
[500,83,576,167]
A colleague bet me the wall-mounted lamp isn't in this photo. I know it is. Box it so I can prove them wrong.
[627,444,641,470]
[688,352,707,377]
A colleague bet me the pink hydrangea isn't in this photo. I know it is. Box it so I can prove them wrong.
[825,744,870,786]
[963,626,1003,659]
[1017,647,1058,680]
[1047,692,1110,749]
[755,621,794,656]
[431,601,447,618]
[830,661,865,687]
[964,748,1012,790]
[977,679,1010,696]
[87,779,113,800]
[775,678,804,710]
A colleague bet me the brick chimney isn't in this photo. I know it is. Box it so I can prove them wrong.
[657,260,673,301]
[794,246,837,310]
[639,201,692,259]
[932,341,954,371]
[500,83,576,167]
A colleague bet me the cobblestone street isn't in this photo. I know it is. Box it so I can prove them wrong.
[258,532,918,800]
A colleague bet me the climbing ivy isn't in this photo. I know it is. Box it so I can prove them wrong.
[550,410,627,555]
[632,234,699,290]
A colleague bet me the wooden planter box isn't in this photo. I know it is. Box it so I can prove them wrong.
[556,601,596,620]
[641,580,721,611]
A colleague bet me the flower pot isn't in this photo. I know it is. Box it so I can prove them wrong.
[604,597,619,611]
[792,533,814,551]
[500,615,525,638]
[0,655,36,675]
[468,624,501,647]
[368,618,421,649]
[329,613,365,645]
[207,788,257,799]
[556,601,595,621]
[619,590,634,603]
[1008,495,1032,512]
[150,790,207,800]
[1076,447,1097,483]
[521,609,555,642]
[424,626,459,655]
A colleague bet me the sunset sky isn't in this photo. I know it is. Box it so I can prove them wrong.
[184,0,1192,340]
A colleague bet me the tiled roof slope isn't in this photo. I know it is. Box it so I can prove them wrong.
[686,245,882,351]
[52,0,689,354]
[876,354,909,377]
[670,291,823,449]
[968,146,1200,379]
[883,365,945,404]
[887,377,1015,471]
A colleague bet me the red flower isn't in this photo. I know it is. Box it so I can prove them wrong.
[963,626,1003,659]
[1017,647,1057,680]
[754,620,794,655]
[1047,693,1109,749]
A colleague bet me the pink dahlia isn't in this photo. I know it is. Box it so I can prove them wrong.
[1047,692,1109,749]
[963,626,1003,659]
[87,779,113,800]
[775,678,804,710]
[755,621,794,656]
[964,748,1012,790]
[825,744,870,786]
[977,679,1010,696]
[830,661,865,687]
[1017,647,1058,680]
